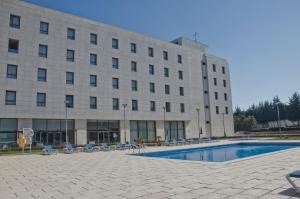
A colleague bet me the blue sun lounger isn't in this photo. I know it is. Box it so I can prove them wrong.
[41,145,58,155]
[286,170,300,193]
[63,144,74,154]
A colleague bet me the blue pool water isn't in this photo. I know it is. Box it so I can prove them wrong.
[142,143,300,162]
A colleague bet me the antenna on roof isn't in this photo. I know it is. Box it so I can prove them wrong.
[193,32,198,42]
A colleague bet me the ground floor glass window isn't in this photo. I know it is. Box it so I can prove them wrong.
[164,121,185,141]
[87,120,120,144]
[0,119,17,143]
[130,121,156,143]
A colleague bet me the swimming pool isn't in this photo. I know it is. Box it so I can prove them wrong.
[142,142,300,162]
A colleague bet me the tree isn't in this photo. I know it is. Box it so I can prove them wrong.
[234,115,257,132]
[287,92,300,127]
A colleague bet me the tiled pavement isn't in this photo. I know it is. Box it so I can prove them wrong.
[1,141,300,199]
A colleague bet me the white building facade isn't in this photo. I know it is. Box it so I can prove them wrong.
[0,0,234,145]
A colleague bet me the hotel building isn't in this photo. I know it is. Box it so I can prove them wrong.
[0,0,234,145]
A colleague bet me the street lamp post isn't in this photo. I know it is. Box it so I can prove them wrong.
[276,103,281,133]
[122,104,127,144]
[222,113,226,138]
[196,108,201,141]
[64,100,69,144]
[163,106,166,141]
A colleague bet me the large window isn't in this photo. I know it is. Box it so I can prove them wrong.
[130,121,156,143]
[112,78,119,89]
[180,103,185,113]
[66,49,75,62]
[90,96,97,109]
[112,98,119,110]
[165,121,185,141]
[37,93,46,107]
[179,87,184,96]
[132,100,138,111]
[177,54,182,64]
[149,65,154,75]
[149,82,155,93]
[10,14,20,29]
[130,43,136,53]
[164,67,169,77]
[87,120,120,144]
[90,75,97,87]
[165,84,170,95]
[131,80,138,91]
[67,28,75,40]
[0,119,17,143]
[8,39,19,53]
[165,102,171,112]
[40,21,49,34]
[7,64,17,79]
[5,91,16,105]
[65,95,74,108]
[37,68,47,82]
[39,44,48,58]
[150,101,156,112]
[163,51,168,60]
[112,38,118,49]
[32,119,75,145]
[90,33,97,45]
[178,70,183,80]
[112,57,119,69]
[131,61,137,72]
[90,53,97,65]
[66,72,74,85]
[148,47,154,57]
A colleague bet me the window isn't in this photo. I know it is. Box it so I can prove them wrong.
[223,80,227,87]
[216,106,219,114]
[90,53,97,65]
[112,78,119,89]
[132,100,138,111]
[225,106,229,114]
[8,39,19,53]
[112,57,119,69]
[66,72,74,85]
[206,121,210,124]
[203,76,207,79]
[130,43,136,53]
[179,87,184,96]
[163,51,168,60]
[149,82,155,93]
[67,28,75,40]
[214,92,218,100]
[177,54,182,64]
[150,101,156,112]
[178,70,183,80]
[213,64,216,72]
[37,93,46,107]
[214,78,217,86]
[205,105,209,109]
[131,61,137,72]
[148,47,154,57]
[90,75,97,87]
[112,98,119,110]
[222,66,226,74]
[224,93,228,101]
[37,68,47,82]
[149,65,154,75]
[10,14,20,29]
[180,103,185,113]
[165,84,170,95]
[202,61,206,66]
[112,38,118,49]
[131,80,138,91]
[39,44,48,58]
[164,67,169,77]
[40,21,49,34]
[5,91,16,105]
[90,33,97,45]
[90,96,97,109]
[65,95,74,108]
[204,90,208,94]
[6,64,17,79]
[165,102,171,112]
[66,49,75,62]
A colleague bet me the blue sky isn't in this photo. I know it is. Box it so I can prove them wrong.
[25,0,300,109]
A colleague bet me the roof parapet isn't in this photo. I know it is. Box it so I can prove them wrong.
[171,37,208,52]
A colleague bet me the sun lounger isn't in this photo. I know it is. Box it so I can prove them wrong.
[83,144,94,152]
[286,170,300,193]
[63,144,74,154]
[41,145,58,155]
[116,143,127,150]
[100,143,110,151]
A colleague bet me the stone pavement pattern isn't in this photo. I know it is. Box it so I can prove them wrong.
[1,143,300,199]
